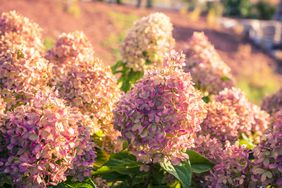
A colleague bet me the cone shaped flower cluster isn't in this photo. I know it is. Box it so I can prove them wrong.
[262,88,282,114]
[114,65,206,164]
[0,90,98,187]
[215,87,269,139]
[48,32,122,152]
[121,12,175,72]
[0,11,52,111]
[0,11,43,52]
[251,110,282,187]
[184,32,234,94]
[46,31,94,69]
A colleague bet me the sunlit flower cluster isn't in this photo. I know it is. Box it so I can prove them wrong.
[184,32,234,94]
[251,110,282,187]
[216,87,269,139]
[49,38,122,151]
[114,67,206,164]
[201,101,241,144]
[0,11,43,52]
[204,144,250,188]
[121,12,175,72]
[262,88,282,114]
[0,47,51,92]
[0,91,97,187]
[46,31,94,68]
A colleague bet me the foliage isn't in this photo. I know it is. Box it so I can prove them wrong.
[92,150,213,188]
[222,0,252,18]
[111,60,143,92]
[222,0,276,20]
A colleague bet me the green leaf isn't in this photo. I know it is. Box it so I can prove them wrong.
[186,150,214,174]
[111,60,125,74]
[201,96,210,103]
[160,159,192,188]
[239,133,255,150]
[221,76,231,81]
[93,149,110,168]
[93,152,140,177]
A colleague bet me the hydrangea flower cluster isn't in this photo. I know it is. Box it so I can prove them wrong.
[0,90,98,187]
[262,88,282,114]
[0,47,52,92]
[184,32,234,94]
[0,11,43,52]
[192,135,225,162]
[204,144,250,188]
[251,110,282,187]
[199,87,269,144]
[121,12,175,72]
[47,32,122,152]
[0,11,52,111]
[200,101,241,144]
[113,67,207,164]
[216,87,269,139]
[46,31,94,68]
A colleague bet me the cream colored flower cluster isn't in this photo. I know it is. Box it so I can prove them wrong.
[121,12,175,72]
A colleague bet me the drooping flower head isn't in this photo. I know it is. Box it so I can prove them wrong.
[204,143,250,188]
[184,32,234,94]
[262,88,282,114]
[52,52,122,152]
[0,90,98,187]
[216,87,269,140]
[114,67,206,164]
[121,12,175,72]
[251,110,282,187]
[0,11,43,52]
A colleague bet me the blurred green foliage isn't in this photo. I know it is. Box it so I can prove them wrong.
[43,37,55,51]
[237,73,280,105]
[221,0,276,20]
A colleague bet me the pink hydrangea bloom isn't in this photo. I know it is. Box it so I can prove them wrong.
[201,101,241,144]
[192,135,225,163]
[0,11,43,52]
[114,67,206,164]
[262,88,282,114]
[0,47,52,92]
[251,111,282,187]
[46,31,94,68]
[184,32,234,94]
[47,32,122,152]
[0,90,97,187]
[216,87,269,140]
[204,143,250,188]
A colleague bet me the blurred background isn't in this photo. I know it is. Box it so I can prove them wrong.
[0,0,281,104]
